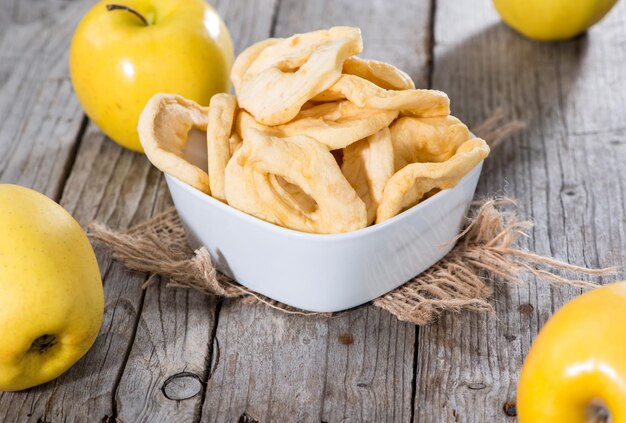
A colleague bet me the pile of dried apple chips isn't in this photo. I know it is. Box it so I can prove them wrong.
[139,27,490,234]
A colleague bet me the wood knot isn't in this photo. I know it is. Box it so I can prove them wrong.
[503,401,517,417]
[162,372,204,401]
[560,183,583,198]
[467,382,486,390]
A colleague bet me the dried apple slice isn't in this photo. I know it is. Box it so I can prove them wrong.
[224,128,367,234]
[376,138,490,223]
[341,127,394,224]
[314,74,450,117]
[277,101,398,149]
[207,93,237,201]
[391,115,472,170]
[343,56,415,90]
[231,38,280,94]
[237,26,363,125]
[138,93,210,193]
[313,56,416,101]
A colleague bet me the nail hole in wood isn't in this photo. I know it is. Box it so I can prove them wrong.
[338,334,354,345]
[518,303,534,315]
[162,372,204,401]
[503,401,517,417]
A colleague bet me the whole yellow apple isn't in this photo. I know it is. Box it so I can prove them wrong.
[0,185,104,391]
[493,0,618,41]
[69,0,234,152]
[517,281,626,422]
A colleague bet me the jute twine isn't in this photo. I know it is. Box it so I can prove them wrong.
[88,110,616,325]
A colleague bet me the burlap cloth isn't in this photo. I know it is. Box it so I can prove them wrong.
[88,110,616,324]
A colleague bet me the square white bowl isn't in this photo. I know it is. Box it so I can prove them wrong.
[164,134,483,312]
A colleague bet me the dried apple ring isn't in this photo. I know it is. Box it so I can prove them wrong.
[277,101,398,150]
[138,93,210,194]
[224,129,367,233]
[341,127,394,224]
[376,138,490,223]
[343,57,415,90]
[315,74,450,117]
[207,93,237,202]
[231,38,280,94]
[313,56,415,101]
[391,115,472,170]
[237,27,363,125]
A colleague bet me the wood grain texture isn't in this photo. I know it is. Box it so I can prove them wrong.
[0,1,279,421]
[414,1,626,422]
[200,1,431,421]
[114,1,277,421]
[1,0,624,421]
[0,0,88,199]
[214,0,278,53]
[115,282,216,422]
[202,303,415,422]
[0,125,169,422]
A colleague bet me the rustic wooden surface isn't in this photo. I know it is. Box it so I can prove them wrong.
[0,0,624,421]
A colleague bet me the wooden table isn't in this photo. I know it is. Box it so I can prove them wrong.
[1,0,625,421]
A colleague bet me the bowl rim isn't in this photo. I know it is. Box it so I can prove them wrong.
[165,160,483,242]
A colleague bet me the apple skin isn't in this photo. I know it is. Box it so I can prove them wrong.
[517,281,626,422]
[493,0,618,41]
[0,185,104,391]
[69,0,234,152]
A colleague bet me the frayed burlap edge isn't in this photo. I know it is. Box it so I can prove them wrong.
[88,199,616,324]
[87,110,616,325]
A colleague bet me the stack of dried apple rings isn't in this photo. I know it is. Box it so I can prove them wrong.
[139,27,490,234]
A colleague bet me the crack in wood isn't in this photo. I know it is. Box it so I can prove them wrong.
[238,412,260,423]
[53,114,88,202]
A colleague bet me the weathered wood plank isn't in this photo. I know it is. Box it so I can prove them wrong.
[0,0,280,420]
[214,0,279,52]
[201,1,432,421]
[0,124,166,421]
[415,1,626,421]
[202,303,416,422]
[0,0,88,199]
[115,281,217,422]
[114,1,277,421]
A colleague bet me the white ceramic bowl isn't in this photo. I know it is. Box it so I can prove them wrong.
[164,131,483,312]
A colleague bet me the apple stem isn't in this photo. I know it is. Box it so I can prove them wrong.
[106,4,149,26]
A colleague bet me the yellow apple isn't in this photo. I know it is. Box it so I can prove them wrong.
[517,281,626,422]
[0,185,104,391]
[69,0,234,152]
[493,0,618,41]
